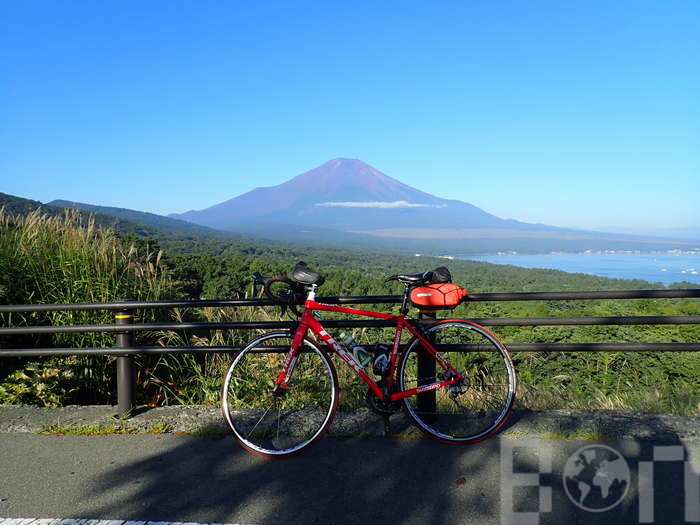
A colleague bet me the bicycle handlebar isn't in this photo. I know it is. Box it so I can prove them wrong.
[252,273,305,316]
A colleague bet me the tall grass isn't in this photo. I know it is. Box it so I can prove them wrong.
[0,208,172,314]
[0,207,179,404]
[137,304,277,406]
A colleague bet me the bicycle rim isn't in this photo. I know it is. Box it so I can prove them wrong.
[221,331,338,457]
[398,320,516,443]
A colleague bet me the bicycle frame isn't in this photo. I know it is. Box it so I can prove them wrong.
[273,292,465,403]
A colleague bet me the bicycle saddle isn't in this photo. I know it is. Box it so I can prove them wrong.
[385,270,432,285]
[292,261,324,286]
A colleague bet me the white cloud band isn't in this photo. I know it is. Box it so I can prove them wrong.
[315,200,446,209]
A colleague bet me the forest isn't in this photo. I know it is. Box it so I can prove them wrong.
[0,206,698,416]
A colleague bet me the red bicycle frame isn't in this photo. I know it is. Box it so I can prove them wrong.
[273,295,464,402]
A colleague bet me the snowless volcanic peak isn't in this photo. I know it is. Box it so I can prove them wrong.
[168,157,512,231]
[287,158,441,205]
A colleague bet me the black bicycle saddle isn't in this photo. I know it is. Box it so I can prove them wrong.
[385,270,432,285]
[292,261,325,286]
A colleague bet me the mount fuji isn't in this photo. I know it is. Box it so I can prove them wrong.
[169,158,548,237]
[34,157,692,254]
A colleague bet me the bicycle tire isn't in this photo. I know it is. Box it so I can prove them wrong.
[398,319,516,444]
[221,330,339,457]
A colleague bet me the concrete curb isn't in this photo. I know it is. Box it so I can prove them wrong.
[0,405,698,441]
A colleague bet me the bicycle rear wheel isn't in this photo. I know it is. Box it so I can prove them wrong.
[398,320,516,444]
[221,331,339,457]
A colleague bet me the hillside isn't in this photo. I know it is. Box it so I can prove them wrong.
[1,192,143,232]
[48,199,224,237]
[2,192,256,251]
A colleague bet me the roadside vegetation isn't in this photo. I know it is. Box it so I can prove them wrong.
[0,208,177,404]
[0,207,698,416]
[37,421,171,435]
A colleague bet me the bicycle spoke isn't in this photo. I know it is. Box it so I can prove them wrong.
[465,389,504,409]
[249,401,275,437]
[276,405,281,442]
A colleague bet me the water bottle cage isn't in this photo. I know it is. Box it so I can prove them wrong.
[372,343,391,376]
[352,346,372,367]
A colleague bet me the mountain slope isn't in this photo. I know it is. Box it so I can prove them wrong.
[1,192,144,232]
[0,192,48,215]
[48,199,223,237]
[170,158,534,232]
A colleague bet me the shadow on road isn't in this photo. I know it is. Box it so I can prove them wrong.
[82,433,499,524]
[80,413,698,525]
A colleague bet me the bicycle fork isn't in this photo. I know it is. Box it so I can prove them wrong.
[272,325,308,396]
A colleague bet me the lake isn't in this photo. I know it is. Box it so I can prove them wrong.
[460,252,700,286]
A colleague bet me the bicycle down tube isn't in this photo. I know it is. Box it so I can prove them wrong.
[274,298,464,403]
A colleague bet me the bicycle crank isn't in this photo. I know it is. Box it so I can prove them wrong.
[366,387,400,416]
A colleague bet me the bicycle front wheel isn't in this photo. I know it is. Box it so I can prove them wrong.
[398,320,516,444]
[221,331,339,457]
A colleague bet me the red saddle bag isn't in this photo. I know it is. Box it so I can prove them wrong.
[409,283,467,310]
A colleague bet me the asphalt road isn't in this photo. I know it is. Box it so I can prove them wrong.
[1,433,698,525]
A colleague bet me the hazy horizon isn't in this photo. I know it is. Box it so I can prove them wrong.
[4,153,699,240]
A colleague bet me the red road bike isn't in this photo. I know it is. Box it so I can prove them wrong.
[221,262,516,457]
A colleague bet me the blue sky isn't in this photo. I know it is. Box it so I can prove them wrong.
[1,1,698,231]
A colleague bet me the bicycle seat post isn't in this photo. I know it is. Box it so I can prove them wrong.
[400,283,411,314]
[307,284,318,302]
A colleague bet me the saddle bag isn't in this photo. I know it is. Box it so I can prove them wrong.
[409,282,467,310]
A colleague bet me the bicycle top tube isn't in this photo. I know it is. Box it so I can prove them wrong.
[305,298,400,321]
[301,280,413,319]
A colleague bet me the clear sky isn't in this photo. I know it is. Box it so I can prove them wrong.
[1,1,698,231]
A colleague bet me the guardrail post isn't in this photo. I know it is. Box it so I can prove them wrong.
[115,304,135,417]
[417,311,437,421]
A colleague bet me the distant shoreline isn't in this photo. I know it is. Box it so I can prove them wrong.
[455,251,700,286]
[459,248,700,256]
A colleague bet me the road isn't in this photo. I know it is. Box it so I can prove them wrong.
[1,432,698,525]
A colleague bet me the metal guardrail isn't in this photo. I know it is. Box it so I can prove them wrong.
[1,288,699,416]
[1,288,698,313]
